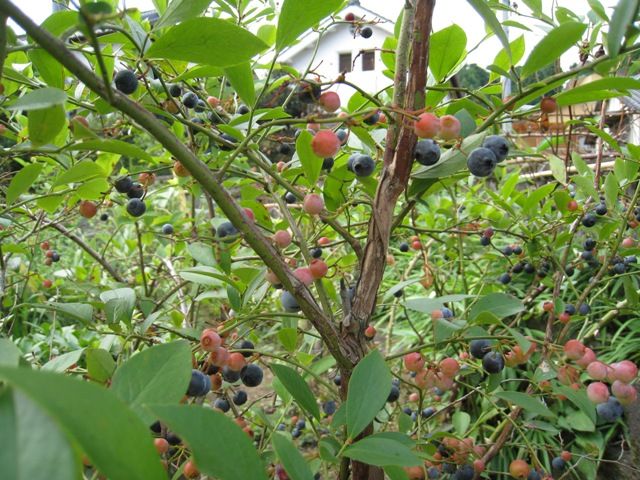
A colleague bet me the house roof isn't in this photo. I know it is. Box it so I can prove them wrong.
[277,3,395,63]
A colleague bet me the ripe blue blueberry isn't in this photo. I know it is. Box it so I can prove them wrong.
[238,339,254,357]
[168,84,181,97]
[214,397,231,412]
[414,139,441,166]
[470,339,491,359]
[100,213,108,221]
[441,307,453,318]
[348,154,375,177]
[233,390,248,405]
[281,291,301,312]
[114,70,138,95]
[126,198,146,217]
[583,238,596,250]
[217,221,239,239]
[502,245,513,256]
[595,203,607,215]
[482,351,505,374]
[322,157,334,171]
[240,364,264,387]
[422,407,436,418]
[311,248,323,258]
[114,176,133,193]
[597,396,623,422]
[427,466,440,479]
[564,304,576,315]
[399,242,410,252]
[624,255,637,264]
[513,246,523,255]
[182,92,198,109]
[187,369,211,396]
[482,135,509,162]
[393,289,403,298]
[480,236,491,246]
[162,224,174,235]
[322,400,337,415]
[363,110,380,125]
[512,262,524,274]
[222,366,241,383]
[360,26,373,38]
[387,385,400,403]
[613,262,626,274]
[51,251,60,262]
[527,470,542,480]
[524,263,535,274]
[467,147,497,177]
[284,192,297,204]
[582,213,597,227]
[236,104,250,115]
[453,465,474,480]
[551,457,566,471]
[499,273,511,284]
[127,182,144,199]
[578,303,590,315]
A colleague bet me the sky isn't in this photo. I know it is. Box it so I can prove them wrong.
[13,0,619,68]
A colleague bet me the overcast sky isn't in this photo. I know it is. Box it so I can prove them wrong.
[13,0,619,68]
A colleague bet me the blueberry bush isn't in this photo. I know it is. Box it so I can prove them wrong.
[1,0,640,479]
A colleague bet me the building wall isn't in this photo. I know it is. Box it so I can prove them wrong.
[285,23,393,104]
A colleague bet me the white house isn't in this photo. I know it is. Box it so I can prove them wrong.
[276,0,396,104]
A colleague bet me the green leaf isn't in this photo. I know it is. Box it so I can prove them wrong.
[572,175,599,199]
[29,49,65,89]
[604,172,618,210]
[111,341,191,425]
[556,77,640,105]
[150,404,268,480]
[343,434,421,467]
[146,18,267,67]
[154,0,212,29]
[0,388,81,480]
[494,391,555,418]
[548,154,566,185]
[224,62,256,106]
[53,160,105,187]
[42,349,85,372]
[76,178,110,200]
[28,105,66,146]
[187,242,216,267]
[467,0,511,58]
[521,22,587,77]
[554,385,596,425]
[86,348,116,383]
[608,0,639,57]
[296,130,323,187]
[257,24,277,46]
[278,327,298,352]
[346,349,392,439]
[100,288,136,325]
[490,35,525,81]
[429,25,467,82]
[0,366,166,480]
[0,339,24,367]
[561,408,595,432]
[7,87,66,111]
[6,163,43,205]
[271,363,321,420]
[28,302,94,323]
[404,294,473,313]
[66,139,153,162]
[452,411,470,436]
[276,0,343,50]
[272,433,314,480]
[469,293,524,320]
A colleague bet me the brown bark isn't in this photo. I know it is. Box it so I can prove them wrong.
[341,1,436,478]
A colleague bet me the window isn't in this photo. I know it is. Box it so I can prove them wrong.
[339,53,352,73]
[362,50,375,71]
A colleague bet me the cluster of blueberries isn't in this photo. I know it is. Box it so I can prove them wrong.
[114,176,147,217]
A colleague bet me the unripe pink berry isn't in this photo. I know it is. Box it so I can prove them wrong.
[318,91,341,112]
[311,130,341,157]
[576,348,596,368]
[439,115,461,140]
[318,237,331,246]
[439,357,460,378]
[612,380,638,405]
[293,267,314,286]
[408,392,419,402]
[309,259,328,279]
[243,208,255,222]
[404,352,425,372]
[364,325,376,338]
[586,382,610,404]
[610,360,638,383]
[227,352,247,371]
[434,372,454,391]
[621,237,635,248]
[273,230,292,248]
[209,346,229,366]
[414,113,440,138]
[587,361,609,380]
[200,328,222,352]
[564,339,586,360]
[303,193,324,215]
